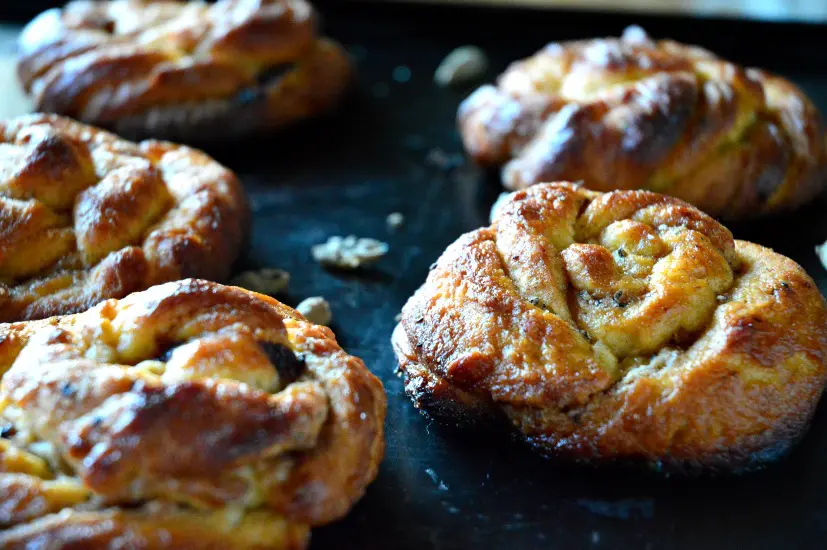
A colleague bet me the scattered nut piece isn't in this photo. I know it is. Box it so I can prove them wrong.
[425,148,464,171]
[434,45,488,87]
[229,268,290,295]
[297,296,333,326]
[387,212,405,231]
[394,312,403,323]
[490,192,512,223]
[312,235,389,269]
[817,241,827,271]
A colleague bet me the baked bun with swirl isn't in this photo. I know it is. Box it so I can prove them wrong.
[0,278,385,549]
[393,182,827,472]
[459,26,827,219]
[17,0,351,141]
[0,114,248,322]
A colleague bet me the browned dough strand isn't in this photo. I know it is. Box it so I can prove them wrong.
[0,279,386,549]
[394,182,827,472]
[0,113,248,322]
[459,27,827,219]
[17,0,352,141]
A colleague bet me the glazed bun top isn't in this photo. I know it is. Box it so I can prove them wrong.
[0,114,248,322]
[394,182,827,471]
[17,0,352,140]
[0,279,385,548]
[459,26,827,219]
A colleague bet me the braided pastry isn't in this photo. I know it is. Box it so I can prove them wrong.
[393,182,827,472]
[459,27,827,219]
[0,279,385,549]
[0,114,248,322]
[17,0,351,141]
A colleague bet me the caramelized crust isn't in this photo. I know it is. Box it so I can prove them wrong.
[393,182,827,472]
[0,279,386,549]
[0,114,248,322]
[18,0,352,141]
[459,27,827,219]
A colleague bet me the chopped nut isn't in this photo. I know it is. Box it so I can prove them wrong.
[387,212,405,231]
[489,192,512,223]
[230,268,290,295]
[817,242,827,272]
[434,45,489,87]
[393,312,403,323]
[312,235,389,269]
[296,296,332,326]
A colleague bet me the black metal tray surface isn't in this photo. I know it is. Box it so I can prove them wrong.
[7,3,827,548]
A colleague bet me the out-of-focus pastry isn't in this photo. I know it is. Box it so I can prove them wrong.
[393,182,827,472]
[459,27,827,219]
[0,278,385,549]
[17,0,352,141]
[0,113,248,322]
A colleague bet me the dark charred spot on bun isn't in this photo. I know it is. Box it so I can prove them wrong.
[0,423,16,438]
[155,341,179,363]
[258,341,306,385]
[256,62,297,86]
[234,88,265,106]
[233,63,296,106]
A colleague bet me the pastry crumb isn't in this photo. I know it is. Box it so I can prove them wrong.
[435,45,488,87]
[387,212,405,231]
[229,268,290,295]
[312,235,389,269]
[817,242,827,271]
[297,296,333,326]
[425,148,463,171]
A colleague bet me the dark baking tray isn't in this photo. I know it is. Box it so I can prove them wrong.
[6,2,827,548]
[239,5,827,548]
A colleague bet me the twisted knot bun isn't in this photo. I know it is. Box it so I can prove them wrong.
[0,279,385,549]
[0,114,248,322]
[459,26,827,219]
[18,0,351,141]
[394,182,827,472]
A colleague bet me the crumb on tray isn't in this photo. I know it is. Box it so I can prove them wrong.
[312,235,389,269]
[297,296,333,326]
[434,45,488,87]
[816,241,827,272]
[387,212,405,231]
[229,268,290,295]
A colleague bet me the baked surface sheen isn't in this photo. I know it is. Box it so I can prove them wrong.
[17,0,352,141]
[459,26,827,219]
[394,182,827,472]
[0,279,386,549]
[0,113,248,322]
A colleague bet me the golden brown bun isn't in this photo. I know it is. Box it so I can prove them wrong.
[17,0,352,141]
[0,113,248,322]
[0,279,386,549]
[393,182,827,472]
[459,26,827,219]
